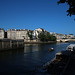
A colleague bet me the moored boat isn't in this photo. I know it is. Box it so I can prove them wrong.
[48,48,54,51]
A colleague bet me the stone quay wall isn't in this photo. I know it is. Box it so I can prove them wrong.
[0,39,24,51]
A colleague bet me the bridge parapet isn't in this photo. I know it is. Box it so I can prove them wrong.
[57,39,75,42]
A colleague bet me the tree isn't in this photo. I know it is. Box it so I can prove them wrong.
[49,35,56,41]
[38,32,56,41]
[27,30,33,40]
[58,0,75,16]
[38,32,46,41]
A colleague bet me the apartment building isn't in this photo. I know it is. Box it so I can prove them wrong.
[0,28,5,39]
[33,28,48,39]
[7,29,30,40]
[67,34,74,39]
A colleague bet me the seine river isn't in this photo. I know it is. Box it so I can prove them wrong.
[0,42,75,75]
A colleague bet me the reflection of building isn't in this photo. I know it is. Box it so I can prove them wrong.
[24,44,39,53]
[7,29,29,40]
[0,28,5,39]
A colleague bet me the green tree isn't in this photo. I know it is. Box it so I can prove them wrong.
[38,32,56,41]
[38,32,46,41]
[49,35,56,41]
[58,0,75,16]
[27,30,33,40]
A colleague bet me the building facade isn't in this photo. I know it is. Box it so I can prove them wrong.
[7,29,30,40]
[0,28,5,39]
[33,28,48,39]
[67,34,74,39]
[56,34,66,39]
[0,28,75,41]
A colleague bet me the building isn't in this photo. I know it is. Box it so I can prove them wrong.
[7,29,30,40]
[0,28,5,39]
[1,28,75,41]
[50,32,57,36]
[32,30,39,39]
[67,34,74,39]
[35,28,45,32]
[33,28,49,39]
[56,33,67,39]
[32,28,44,39]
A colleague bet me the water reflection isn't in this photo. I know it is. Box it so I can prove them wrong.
[0,42,75,75]
[0,49,24,60]
[24,44,40,53]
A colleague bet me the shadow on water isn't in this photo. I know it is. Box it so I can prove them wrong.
[0,42,75,75]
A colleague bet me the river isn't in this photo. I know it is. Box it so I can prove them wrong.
[0,42,75,75]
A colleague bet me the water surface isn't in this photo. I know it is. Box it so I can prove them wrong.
[0,42,74,75]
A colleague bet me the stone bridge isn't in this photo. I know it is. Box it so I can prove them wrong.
[57,39,75,42]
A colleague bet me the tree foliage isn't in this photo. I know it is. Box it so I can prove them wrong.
[58,0,75,16]
[38,32,56,41]
[27,30,33,40]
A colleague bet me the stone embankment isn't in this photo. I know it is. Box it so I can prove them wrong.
[0,39,24,51]
[24,39,56,44]
[43,50,73,75]
[57,39,75,42]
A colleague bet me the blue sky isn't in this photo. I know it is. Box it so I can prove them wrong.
[0,0,75,35]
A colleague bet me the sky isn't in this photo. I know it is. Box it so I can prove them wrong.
[0,0,75,35]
